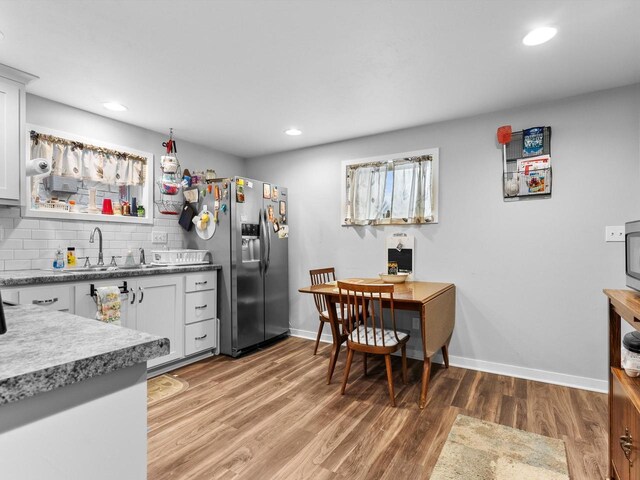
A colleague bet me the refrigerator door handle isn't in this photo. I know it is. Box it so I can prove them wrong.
[258,208,266,276]
[265,209,272,275]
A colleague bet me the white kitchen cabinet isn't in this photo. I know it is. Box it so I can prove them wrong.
[184,271,217,358]
[2,284,73,313]
[74,275,184,369]
[74,279,134,329]
[134,275,184,368]
[184,319,217,356]
[0,64,37,204]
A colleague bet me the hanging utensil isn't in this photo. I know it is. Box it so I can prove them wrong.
[162,128,178,154]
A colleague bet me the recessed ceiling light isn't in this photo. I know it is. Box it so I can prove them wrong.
[103,102,128,112]
[284,128,302,136]
[523,27,557,46]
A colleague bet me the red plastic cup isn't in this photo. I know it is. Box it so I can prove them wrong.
[102,198,114,215]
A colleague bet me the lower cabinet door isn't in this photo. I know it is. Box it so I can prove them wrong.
[74,279,134,329]
[185,319,216,356]
[135,276,184,368]
[20,285,71,312]
[612,373,633,480]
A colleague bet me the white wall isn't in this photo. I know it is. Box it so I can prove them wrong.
[246,83,640,391]
[0,95,245,271]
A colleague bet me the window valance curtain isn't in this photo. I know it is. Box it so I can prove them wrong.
[30,131,146,186]
[346,155,433,225]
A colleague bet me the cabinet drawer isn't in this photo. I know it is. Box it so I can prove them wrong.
[185,272,216,293]
[185,319,216,356]
[19,285,71,311]
[185,290,216,325]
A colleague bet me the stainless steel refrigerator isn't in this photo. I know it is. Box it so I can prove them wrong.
[186,176,289,357]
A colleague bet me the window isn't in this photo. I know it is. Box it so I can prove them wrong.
[341,148,439,225]
[24,124,154,224]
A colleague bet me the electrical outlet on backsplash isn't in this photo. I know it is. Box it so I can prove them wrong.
[0,207,186,271]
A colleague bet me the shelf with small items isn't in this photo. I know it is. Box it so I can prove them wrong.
[498,126,552,200]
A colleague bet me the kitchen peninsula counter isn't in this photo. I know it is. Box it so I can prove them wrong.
[0,303,167,480]
[0,304,168,404]
[0,263,221,287]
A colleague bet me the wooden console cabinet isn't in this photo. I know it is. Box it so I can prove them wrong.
[605,289,640,480]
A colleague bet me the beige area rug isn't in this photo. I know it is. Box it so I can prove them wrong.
[431,415,569,480]
[147,374,189,406]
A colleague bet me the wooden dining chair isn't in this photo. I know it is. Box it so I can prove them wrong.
[337,281,409,407]
[309,267,337,356]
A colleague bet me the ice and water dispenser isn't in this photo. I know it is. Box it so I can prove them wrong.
[241,223,261,262]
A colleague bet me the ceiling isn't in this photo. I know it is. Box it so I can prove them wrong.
[1,0,639,158]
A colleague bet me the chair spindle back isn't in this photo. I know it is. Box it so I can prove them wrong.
[309,267,337,316]
[337,282,400,347]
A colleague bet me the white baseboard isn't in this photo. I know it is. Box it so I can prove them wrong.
[289,328,608,394]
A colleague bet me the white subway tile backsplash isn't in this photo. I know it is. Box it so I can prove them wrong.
[0,207,188,272]
[0,218,14,229]
[55,231,77,240]
[61,222,85,231]
[14,250,40,260]
[31,259,51,270]
[32,230,56,240]
[39,249,56,259]
[14,218,39,229]
[39,220,63,230]
[5,259,32,271]
[24,239,49,249]
[0,239,23,250]
[8,229,31,239]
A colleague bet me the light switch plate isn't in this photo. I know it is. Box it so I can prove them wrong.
[152,231,168,244]
[605,226,624,242]
[412,318,420,330]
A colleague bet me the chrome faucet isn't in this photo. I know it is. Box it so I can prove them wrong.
[89,227,104,266]
[139,248,146,265]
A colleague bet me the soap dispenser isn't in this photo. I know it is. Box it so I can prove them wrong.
[124,249,136,267]
[53,247,65,270]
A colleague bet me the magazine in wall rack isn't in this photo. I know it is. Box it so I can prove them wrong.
[516,154,551,195]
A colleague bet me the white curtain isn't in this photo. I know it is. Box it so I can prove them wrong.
[348,163,389,225]
[346,156,433,225]
[31,139,145,186]
[391,158,432,222]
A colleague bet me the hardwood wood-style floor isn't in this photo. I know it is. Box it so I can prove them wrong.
[148,337,608,479]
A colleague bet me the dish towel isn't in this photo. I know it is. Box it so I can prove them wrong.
[95,286,121,324]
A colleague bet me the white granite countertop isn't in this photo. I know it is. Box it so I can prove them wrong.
[0,304,169,405]
[0,263,221,287]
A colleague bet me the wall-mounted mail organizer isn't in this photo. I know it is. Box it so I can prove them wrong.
[501,126,552,200]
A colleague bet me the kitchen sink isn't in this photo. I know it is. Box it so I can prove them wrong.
[43,264,168,274]
[117,264,165,270]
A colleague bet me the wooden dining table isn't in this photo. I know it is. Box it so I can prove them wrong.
[298,278,455,408]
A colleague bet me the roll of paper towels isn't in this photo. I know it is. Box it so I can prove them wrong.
[26,158,51,176]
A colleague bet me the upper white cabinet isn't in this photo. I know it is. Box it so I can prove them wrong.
[0,64,37,204]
